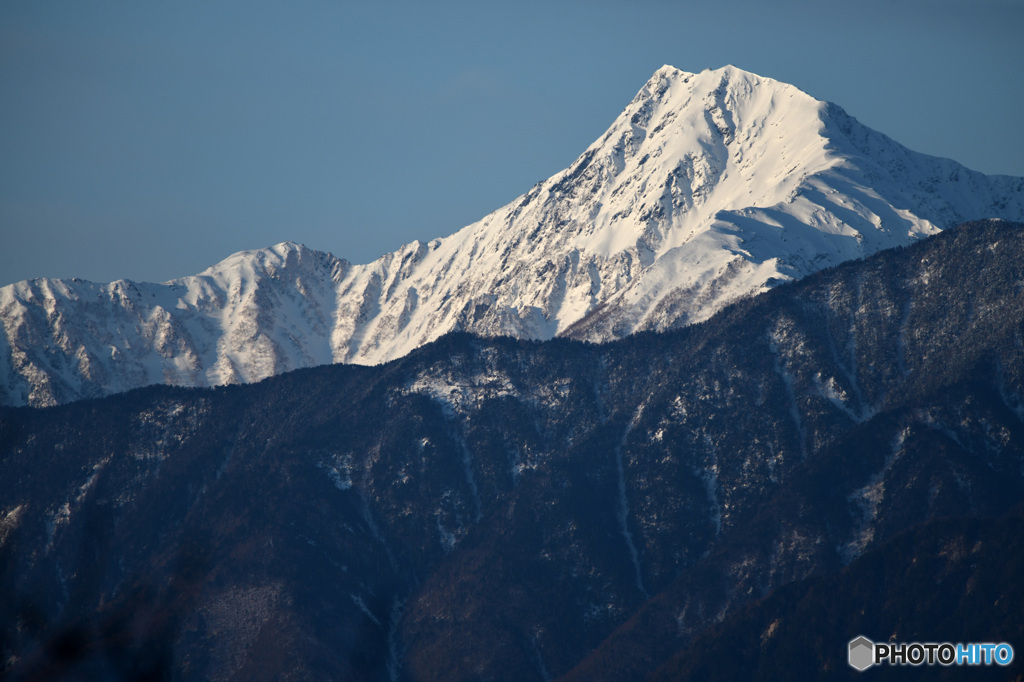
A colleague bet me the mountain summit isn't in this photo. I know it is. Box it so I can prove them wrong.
[3,65,1024,406]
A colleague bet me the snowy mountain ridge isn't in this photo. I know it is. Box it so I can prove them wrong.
[4,65,1024,406]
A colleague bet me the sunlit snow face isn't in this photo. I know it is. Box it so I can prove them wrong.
[2,66,1020,407]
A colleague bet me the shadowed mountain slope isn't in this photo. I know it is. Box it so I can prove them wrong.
[2,220,1023,680]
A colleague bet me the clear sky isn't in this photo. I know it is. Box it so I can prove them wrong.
[2,0,1022,287]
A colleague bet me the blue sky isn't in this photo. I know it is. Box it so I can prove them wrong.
[2,0,1022,287]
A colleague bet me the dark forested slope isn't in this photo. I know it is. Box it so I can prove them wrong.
[2,220,1023,680]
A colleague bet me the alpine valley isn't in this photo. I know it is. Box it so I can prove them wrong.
[2,65,1024,682]
[3,66,1023,407]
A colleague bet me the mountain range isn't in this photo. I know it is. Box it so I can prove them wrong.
[4,65,1024,407]
[4,63,1024,680]
[2,219,1023,680]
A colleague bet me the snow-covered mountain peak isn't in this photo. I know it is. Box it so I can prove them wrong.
[192,241,347,284]
[3,66,1024,406]
[627,64,813,125]
[515,63,837,268]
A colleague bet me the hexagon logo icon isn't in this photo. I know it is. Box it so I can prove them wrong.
[849,636,874,671]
